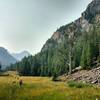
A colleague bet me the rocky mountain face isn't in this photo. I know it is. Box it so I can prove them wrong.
[82,0,100,22]
[39,0,100,75]
[0,47,17,69]
[12,51,31,61]
[42,0,100,53]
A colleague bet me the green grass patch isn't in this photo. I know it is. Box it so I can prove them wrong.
[67,81,92,88]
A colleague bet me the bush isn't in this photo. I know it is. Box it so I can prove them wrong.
[52,70,59,81]
[52,73,61,81]
[52,75,58,81]
[67,81,92,88]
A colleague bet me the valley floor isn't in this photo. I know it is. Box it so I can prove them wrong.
[0,72,100,100]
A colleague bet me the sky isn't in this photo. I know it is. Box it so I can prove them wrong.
[0,0,92,55]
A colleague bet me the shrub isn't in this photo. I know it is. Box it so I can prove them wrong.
[52,75,58,81]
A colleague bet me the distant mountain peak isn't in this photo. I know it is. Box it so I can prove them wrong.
[12,51,31,61]
[0,47,7,52]
[0,47,17,69]
[21,50,30,54]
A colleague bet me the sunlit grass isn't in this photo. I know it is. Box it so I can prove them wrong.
[0,73,100,100]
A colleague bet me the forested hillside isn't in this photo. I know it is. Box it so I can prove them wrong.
[9,0,100,77]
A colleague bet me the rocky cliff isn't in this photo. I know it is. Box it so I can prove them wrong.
[82,0,100,22]
[41,0,100,53]
[37,0,100,76]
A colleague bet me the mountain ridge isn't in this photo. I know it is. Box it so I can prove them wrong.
[12,51,31,61]
[41,0,100,53]
[0,47,17,69]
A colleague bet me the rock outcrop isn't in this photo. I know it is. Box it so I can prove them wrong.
[82,0,100,22]
[67,66,100,84]
[39,0,100,77]
[41,0,100,53]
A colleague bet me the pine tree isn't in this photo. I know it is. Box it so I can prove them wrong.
[0,63,1,71]
[86,42,92,69]
[80,43,87,69]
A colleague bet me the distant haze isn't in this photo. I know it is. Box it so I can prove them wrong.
[0,0,92,54]
[12,51,31,61]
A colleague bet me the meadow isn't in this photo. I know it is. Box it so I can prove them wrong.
[0,72,100,100]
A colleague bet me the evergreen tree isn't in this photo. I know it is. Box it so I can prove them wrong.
[80,43,87,69]
[0,63,2,71]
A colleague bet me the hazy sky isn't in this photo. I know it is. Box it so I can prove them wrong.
[0,0,92,54]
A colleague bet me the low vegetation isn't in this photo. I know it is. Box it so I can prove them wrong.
[67,81,92,88]
[0,72,100,100]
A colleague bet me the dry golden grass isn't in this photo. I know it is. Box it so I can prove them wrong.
[0,71,100,100]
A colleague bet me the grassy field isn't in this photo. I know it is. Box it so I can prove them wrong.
[0,72,100,100]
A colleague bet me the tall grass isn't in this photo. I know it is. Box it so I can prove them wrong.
[0,76,100,100]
